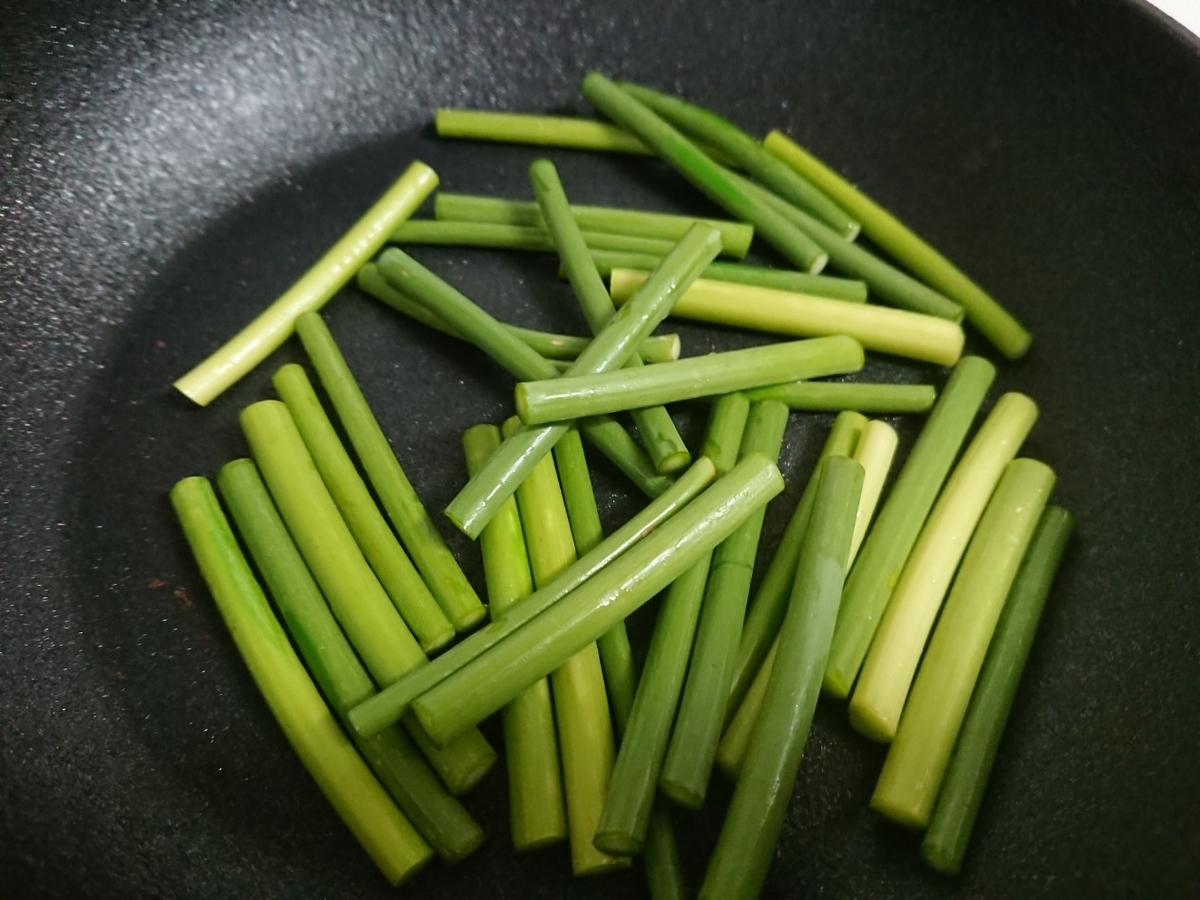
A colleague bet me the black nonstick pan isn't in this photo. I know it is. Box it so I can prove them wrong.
[2,1,1198,897]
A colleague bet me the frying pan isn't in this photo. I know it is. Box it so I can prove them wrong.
[2,1,1198,897]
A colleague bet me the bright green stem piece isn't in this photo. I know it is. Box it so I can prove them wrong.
[764,130,1032,359]
[718,418,892,777]
[587,252,868,301]
[549,428,638,730]
[595,554,714,855]
[611,270,964,366]
[239,400,425,682]
[508,418,627,877]
[595,392,749,854]
[273,363,454,653]
[348,458,717,738]
[541,429,685,897]
[437,223,720,537]
[700,392,752,476]
[729,411,866,714]
[871,459,1056,829]
[169,476,433,885]
[659,401,790,808]
[824,356,996,698]
[725,167,964,321]
[358,263,680,363]
[848,420,900,562]
[744,381,936,414]
[618,82,859,239]
[462,424,567,851]
[850,393,1039,742]
[922,506,1074,874]
[410,455,785,744]
[516,335,864,426]
[174,161,437,406]
[717,639,777,779]
[435,192,754,258]
[238,400,496,795]
[436,108,653,154]
[215,459,483,863]
[700,457,863,900]
[390,219,677,257]
[581,72,829,273]
[530,159,691,475]
[373,248,670,513]
[293,313,486,633]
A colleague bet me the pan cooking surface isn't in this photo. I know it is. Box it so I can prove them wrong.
[2,1,1198,897]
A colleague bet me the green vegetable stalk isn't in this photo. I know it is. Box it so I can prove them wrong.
[436,108,653,154]
[659,400,790,808]
[423,223,719,537]
[586,251,867,300]
[508,419,628,876]
[922,506,1074,873]
[390,219,678,257]
[548,425,688,898]
[435,192,755,258]
[724,167,964,321]
[216,459,483,862]
[726,411,866,716]
[239,399,496,795]
[699,456,864,900]
[530,159,691,475]
[409,454,785,745]
[170,475,433,885]
[462,424,567,851]
[581,72,830,273]
[824,356,995,698]
[294,313,487,633]
[744,381,936,414]
[610,269,964,366]
[595,393,749,854]
[348,458,717,740]
[850,392,1038,743]
[358,262,681,364]
[174,161,437,406]
[763,130,1032,359]
[370,251,675,503]
[272,363,455,652]
[871,458,1056,828]
[717,419,894,776]
[618,81,859,238]
[515,335,864,426]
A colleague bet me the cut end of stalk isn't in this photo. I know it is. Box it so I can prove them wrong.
[441,749,498,797]
[572,855,633,877]
[173,372,217,407]
[656,448,693,475]
[513,384,532,425]
[419,627,457,656]
[999,329,1034,361]
[808,252,831,275]
[449,605,490,634]
[847,695,898,743]
[844,221,863,242]
[659,778,705,810]
[593,830,643,857]
[714,746,742,782]
[662,332,683,361]
[921,839,964,876]
[870,789,931,830]
[821,669,852,700]
[444,501,483,541]
[513,832,568,853]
